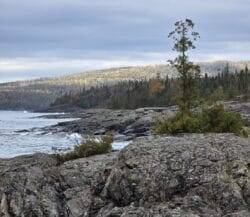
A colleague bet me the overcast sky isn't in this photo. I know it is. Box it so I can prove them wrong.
[0,0,250,82]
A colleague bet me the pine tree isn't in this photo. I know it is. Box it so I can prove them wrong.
[168,19,200,112]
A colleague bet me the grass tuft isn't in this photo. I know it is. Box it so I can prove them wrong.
[56,133,113,163]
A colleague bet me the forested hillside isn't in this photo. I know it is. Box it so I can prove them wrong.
[0,61,249,110]
[52,65,250,109]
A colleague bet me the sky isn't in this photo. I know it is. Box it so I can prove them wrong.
[0,0,250,82]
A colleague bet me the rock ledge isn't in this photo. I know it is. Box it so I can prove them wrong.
[0,134,249,216]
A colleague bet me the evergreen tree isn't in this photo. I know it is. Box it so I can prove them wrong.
[168,19,200,111]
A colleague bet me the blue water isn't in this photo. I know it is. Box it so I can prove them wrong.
[0,111,81,158]
[0,111,130,158]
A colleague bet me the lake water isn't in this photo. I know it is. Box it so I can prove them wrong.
[0,111,129,158]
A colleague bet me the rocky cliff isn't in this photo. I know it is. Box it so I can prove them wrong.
[0,134,249,216]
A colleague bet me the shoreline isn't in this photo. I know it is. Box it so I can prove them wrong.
[27,100,250,140]
[0,100,249,159]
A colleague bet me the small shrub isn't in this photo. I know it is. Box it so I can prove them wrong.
[201,104,244,134]
[56,134,113,163]
[154,104,246,136]
[155,113,202,135]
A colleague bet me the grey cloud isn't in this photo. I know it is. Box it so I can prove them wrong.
[0,0,250,81]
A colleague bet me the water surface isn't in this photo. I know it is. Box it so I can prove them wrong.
[0,111,83,158]
[0,111,129,158]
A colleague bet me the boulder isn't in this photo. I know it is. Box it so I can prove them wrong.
[92,134,250,216]
[0,153,117,217]
[0,134,249,216]
[60,153,117,216]
[0,154,65,216]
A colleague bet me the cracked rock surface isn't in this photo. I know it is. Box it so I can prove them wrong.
[0,134,249,216]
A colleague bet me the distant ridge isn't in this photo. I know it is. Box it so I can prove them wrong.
[0,60,249,110]
[1,60,250,87]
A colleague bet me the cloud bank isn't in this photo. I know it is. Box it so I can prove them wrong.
[0,0,250,82]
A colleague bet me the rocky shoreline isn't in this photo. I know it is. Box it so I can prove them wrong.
[2,101,248,216]
[34,106,178,141]
[30,101,250,142]
[0,134,249,216]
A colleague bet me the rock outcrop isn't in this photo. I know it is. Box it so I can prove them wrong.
[0,153,117,216]
[0,134,249,216]
[93,134,250,216]
[37,106,177,141]
[34,101,250,142]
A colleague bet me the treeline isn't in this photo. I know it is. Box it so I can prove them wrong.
[200,64,249,100]
[0,90,56,111]
[52,77,177,109]
[0,82,81,110]
[52,65,250,110]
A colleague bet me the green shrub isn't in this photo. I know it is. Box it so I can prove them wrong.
[201,104,244,134]
[56,134,113,163]
[154,104,246,136]
[155,113,202,135]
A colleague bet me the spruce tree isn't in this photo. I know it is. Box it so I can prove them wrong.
[168,19,200,112]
